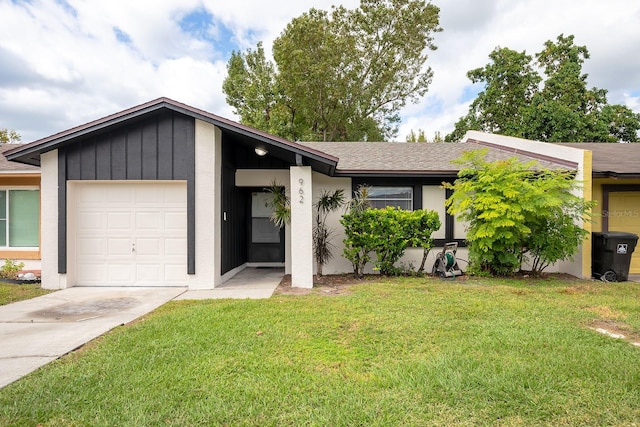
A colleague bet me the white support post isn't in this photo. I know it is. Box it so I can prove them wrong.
[290,166,313,288]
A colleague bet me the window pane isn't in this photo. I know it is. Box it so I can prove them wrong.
[252,218,281,243]
[0,191,6,220]
[0,219,5,247]
[0,191,5,246]
[9,190,40,247]
[368,187,412,200]
[366,186,413,210]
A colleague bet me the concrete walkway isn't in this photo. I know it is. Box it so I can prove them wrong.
[0,287,185,389]
[0,268,283,389]
[176,267,284,300]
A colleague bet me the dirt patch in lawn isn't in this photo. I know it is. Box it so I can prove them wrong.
[274,274,382,296]
[589,319,640,347]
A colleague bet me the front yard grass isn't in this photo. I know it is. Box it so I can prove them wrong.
[1,276,640,426]
[0,281,50,306]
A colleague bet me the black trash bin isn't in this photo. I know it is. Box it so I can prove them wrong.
[592,232,638,282]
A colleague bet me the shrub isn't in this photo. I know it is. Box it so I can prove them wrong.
[341,207,440,277]
[444,149,593,276]
[0,259,25,280]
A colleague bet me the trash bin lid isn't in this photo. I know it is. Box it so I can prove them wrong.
[593,231,639,240]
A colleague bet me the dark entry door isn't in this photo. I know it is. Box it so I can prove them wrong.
[248,192,285,263]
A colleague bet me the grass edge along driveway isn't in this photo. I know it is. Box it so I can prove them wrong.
[1,276,639,426]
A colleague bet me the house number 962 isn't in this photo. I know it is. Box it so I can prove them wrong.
[298,178,304,203]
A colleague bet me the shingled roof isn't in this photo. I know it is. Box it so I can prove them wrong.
[299,140,572,177]
[557,143,640,178]
[0,144,40,173]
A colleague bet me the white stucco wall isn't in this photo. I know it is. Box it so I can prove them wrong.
[40,150,67,290]
[423,186,446,240]
[311,173,353,275]
[188,119,219,289]
[290,166,313,288]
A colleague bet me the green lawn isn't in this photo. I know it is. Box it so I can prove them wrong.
[1,276,640,426]
[0,281,50,306]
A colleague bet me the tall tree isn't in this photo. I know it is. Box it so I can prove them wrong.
[446,34,640,142]
[0,128,21,144]
[447,47,541,142]
[223,0,441,141]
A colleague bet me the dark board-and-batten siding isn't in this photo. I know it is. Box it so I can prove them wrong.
[58,111,196,275]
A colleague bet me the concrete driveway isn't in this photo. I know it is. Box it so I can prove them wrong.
[0,287,186,389]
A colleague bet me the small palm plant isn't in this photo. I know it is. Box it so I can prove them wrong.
[266,180,345,279]
[266,180,290,228]
[313,189,345,277]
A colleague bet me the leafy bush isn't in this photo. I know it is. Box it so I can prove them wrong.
[0,259,25,280]
[444,149,592,276]
[341,207,440,277]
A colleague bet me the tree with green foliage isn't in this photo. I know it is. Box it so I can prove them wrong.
[406,129,444,142]
[406,129,427,142]
[444,149,592,276]
[0,128,21,144]
[223,0,441,142]
[446,34,640,142]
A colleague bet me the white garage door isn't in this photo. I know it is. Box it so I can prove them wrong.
[73,182,188,286]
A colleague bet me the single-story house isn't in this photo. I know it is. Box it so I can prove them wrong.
[4,98,639,289]
[0,144,41,270]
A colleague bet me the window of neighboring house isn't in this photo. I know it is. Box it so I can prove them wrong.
[0,189,40,248]
[367,186,413,210]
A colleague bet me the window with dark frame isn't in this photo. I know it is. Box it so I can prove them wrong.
[366,186,413,210]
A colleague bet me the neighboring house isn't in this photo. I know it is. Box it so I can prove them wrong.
[559,143,640,275]
[5,98,634,289]
[0,144,41,270]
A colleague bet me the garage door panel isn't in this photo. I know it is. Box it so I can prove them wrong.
[107,186,134,204]
[107,212,131,230]
[165,264,188,282]
[135,211,161,230]
[165,238,187,256]
[74,182,188,286]
[107,239,132,256]
[77,211,104,231]
[136,238,161,256]
[165,212,187,230]
[107,264,135,283]
[77,237,105,256]
[77,263,107,286]
[136,264,161,282]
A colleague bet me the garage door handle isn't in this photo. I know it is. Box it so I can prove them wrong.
[132,243,136,253]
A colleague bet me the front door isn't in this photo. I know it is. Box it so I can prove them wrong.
[248,192,285,263]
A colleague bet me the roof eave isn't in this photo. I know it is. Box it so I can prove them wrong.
[5,98,339,172]
[593,171,640,179]
[334,169,459,178]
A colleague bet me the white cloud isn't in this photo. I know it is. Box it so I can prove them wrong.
[0,0,638,142]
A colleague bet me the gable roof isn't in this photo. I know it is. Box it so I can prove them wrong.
[0,144,40,174]
[299,140,572,177]
[4,97,339,175]
[4,98,581,179]
[556,143,640,178]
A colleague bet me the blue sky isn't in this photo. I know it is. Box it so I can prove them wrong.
[1,0,639,142]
